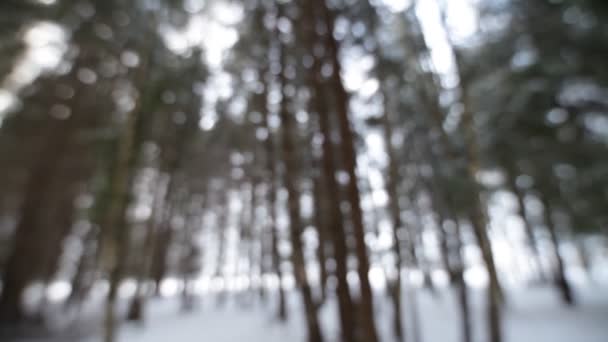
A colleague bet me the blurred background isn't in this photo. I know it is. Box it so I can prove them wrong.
[0,0,607,341]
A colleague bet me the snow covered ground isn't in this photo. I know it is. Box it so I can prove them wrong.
[86,284,608,342]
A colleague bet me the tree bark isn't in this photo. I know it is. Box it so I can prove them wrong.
[299,1,358,340]
[502,159,545,281]
[539,194,574,305]
[379,88,405,342]
[101,96,141,342]
[274,2,323,340]
[260,80,288,321]
[0,115,75,324]
[317,2,380,341]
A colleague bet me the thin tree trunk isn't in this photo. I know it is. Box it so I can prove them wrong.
[539,194,574,305]
[380,87,405,341]
[311,165,329,304]
[503,160,545,281]
[101,95,141,342]
[423,138,472,342]
[260,84,287,321]
[127,174,170,322]
[452,219,472,342]
[214,190,231,307]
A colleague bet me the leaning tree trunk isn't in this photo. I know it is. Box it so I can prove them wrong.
[539,193,574,305]
[434,2,503,337]
[503,158,545,281]
[428,168,472,342]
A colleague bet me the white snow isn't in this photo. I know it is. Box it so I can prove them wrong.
[83,284,608,342]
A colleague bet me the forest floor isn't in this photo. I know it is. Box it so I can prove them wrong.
[6,284,608,342]
[103,283,608,342]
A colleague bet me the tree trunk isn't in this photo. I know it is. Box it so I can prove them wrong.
[461,73,503,342]
[424,140,472,342]
[127,174,169,322]
[539,194,575,306]
[275,3,323,340]
[301,0,357,340]
[503,160,545,282]
[452,218,472,342]
[0,115,75,324]
[101,96,141,342]
[311,157,329,304]
[318,2,379,341]
[380,86,405,341]
[214,191,231,307]
[260,81,287,321]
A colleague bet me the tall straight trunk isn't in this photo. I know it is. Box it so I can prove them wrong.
[0,116,75,324]
[36,182,80,320]
[259,82,287,320]
[214,191,231,306]
[179,194,202,312]
[411,203,436,294]
[234,184,251,303]
[300,0,357,340]
[128,174,170,322]
[451,215,472,342]
[276,13,323,341]
[539,194,574,305]
[102,94,141,342]
[65,224,98,309]
[247,177,260,296]
[311,160,329,303]
[318,2,379,341]
[379,88,405,341]
[314,90,358,342]
[100,37,159,340]
[150,191,176,295]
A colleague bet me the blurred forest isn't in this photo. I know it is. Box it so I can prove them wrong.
[0,0,608,341]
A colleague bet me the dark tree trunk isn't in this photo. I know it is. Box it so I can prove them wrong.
[275,3,323,340]
[300,0,357,340]
[311,158,329,304]
[503,160,545,281]
[101,96,141,342]
[259,79,287,321]
[461,87,503,342]
[127,175,169,322]
[276,36,323,342]
[214,191,231,307]
[380,86,405,342]
[318,2,380,341]
[0,116,74,324]
[539,194,575,306]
